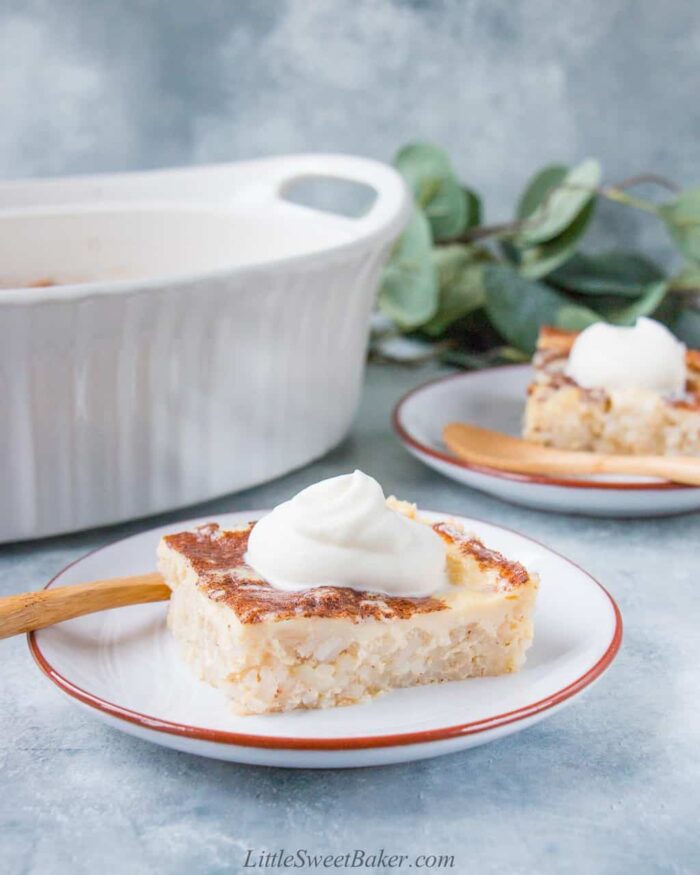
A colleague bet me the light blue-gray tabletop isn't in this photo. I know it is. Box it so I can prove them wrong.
[1,363,698,875]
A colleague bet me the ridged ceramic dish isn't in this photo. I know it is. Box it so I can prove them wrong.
[0,155,410,542]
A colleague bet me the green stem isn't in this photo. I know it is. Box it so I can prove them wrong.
[599,186,661,215]
[441,173,670,246]
[450,221,519,243]
[611,173,679,193]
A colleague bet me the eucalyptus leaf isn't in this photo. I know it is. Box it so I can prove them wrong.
[669,262,700,292]
[378,209,438,329]
[593,281,668,325]
[463,187,482,229]
[659,188,700,261]
[441,345,529,370]
[518,200,595,279]
[550,250,665,297]
[668,306,700,346]
[442,307,507,351]
[652,289,682,329]
[483,265,571,354]
[499,239,521,264]
[518,158,601,245]
[554,304,601,331]
[423,246,486,336]
[516,165,567,220]
[394,142,466,241]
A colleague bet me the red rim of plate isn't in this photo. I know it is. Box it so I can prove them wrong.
[392,366,692,492]
[28,513,622,752]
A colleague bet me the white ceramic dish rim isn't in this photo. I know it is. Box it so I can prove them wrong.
[393,366,693,492]
[28,511,622,752]
[0,154,411,305]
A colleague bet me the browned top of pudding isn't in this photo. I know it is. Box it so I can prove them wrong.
[432,522,531,590]
[162,521,530,625]
[533,325,700,406]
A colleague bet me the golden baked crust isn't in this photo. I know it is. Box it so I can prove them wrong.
[161,520,531,626]
[432,522,530,590]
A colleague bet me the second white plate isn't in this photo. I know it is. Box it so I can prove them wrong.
[30,510,621,768]
[393,366,700,517]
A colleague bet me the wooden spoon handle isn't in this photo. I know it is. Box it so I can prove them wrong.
[493,449,700,485]
[443,422,700,486]
[0,572,170,640]
[594,454,700,485]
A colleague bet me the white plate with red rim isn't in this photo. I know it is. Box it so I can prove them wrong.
[29,509,621,768]
[393,365,700,518]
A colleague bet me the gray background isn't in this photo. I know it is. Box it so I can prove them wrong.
[2,0,700,261]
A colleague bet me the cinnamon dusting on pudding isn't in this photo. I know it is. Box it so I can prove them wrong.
[163,524,446,624]
[433,522,530,589]
[162,521,529,625]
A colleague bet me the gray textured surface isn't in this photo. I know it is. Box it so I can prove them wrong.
[1,362,698,874]
[3,1,700,261]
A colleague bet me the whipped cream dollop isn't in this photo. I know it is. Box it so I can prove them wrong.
[245,470,448,597]
[565,317,686,396]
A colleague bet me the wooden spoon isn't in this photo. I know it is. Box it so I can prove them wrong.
[443,422,700,486]
[0,572,169,640]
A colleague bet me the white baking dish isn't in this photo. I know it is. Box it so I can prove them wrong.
[0,155,410,542]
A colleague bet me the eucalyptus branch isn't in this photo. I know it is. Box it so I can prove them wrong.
[441,171,677,246]
[452,221,520,243]
[597,185,660,215]
[611,173,680,193]
[381,143,700,355]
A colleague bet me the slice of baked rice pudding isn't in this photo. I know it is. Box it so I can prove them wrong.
[157,500,538,715]
[524,325,700,456]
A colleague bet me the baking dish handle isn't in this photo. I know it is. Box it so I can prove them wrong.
[260,154,412,240]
